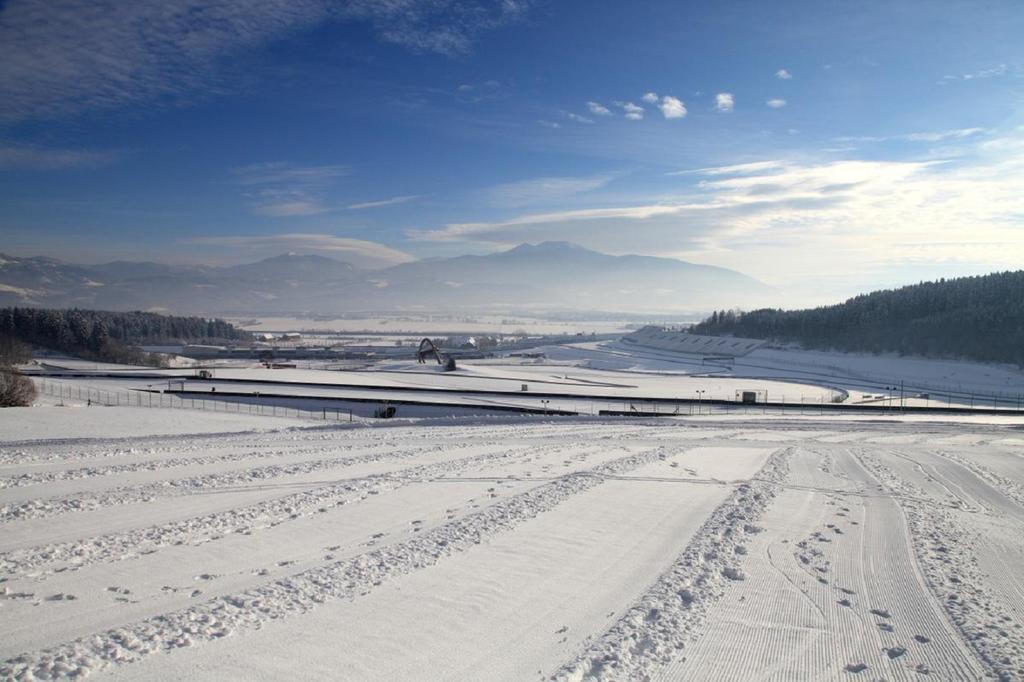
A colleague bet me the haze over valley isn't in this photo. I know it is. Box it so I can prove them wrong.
[0,242,768,315]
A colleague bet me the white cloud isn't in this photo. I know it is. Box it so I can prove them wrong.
[766,98,787,108]
[586,101,611,116]
[409,204,686,242]
[231,162,348,216]
[641,92,659,103]
[941,64,1010,83]
[775,68,792,80]
[347,195,421,210]
[0,144,122,170]
[483,174,615,208]
[231,162,349,186]
[566,112,594,124]
[405,130,1024,298]
[668,160,784,176]
[658,96,687,119]
[836,127,988,144]
[184,233,416,268]
[538,120,561,129]
[0,0,531,123]
[254,200,331,217]
[714,92,734,113]
[616,101,644,120]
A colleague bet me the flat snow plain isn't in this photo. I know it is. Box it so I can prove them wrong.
[1,406,1023,680]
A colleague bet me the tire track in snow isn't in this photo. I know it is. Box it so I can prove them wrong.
[0,430,330,466]
[0,440,422,490]
[933,448,1024,513]
[0,446,674,679]
[552,446,792,681]
[0,437,516,522]
[0,439,583,578]
[855,448,1024,681]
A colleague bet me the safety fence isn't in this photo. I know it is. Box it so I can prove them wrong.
[33,379,355,422]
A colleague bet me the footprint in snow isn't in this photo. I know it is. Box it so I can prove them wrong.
[45,593,77,601]
[914,634,931,644]
[844,663,868,673]
[885,646,907,659]
[195,573,218,581]
[870,608,892,619]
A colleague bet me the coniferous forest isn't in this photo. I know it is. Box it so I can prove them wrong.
[691,271,1024,366]
[0,308,251,366]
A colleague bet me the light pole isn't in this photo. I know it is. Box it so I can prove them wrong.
[885,386,897,411]
[696,389,706,415]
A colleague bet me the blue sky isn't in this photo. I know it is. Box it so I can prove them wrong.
[1,0,1022,303]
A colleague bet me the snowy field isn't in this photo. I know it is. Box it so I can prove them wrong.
[542,340,1024,409]
[1,405,1023,680]
[232,315,633,336]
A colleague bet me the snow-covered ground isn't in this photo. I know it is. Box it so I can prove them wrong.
[1,404,1023,680]
[540,340,1024,408]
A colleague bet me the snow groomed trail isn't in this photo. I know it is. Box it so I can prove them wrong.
[1,409,1023,680]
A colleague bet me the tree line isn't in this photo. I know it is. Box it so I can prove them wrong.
[0,307,251,368]
[691,270,1024,366]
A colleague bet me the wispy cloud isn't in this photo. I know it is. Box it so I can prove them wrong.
[483,174,616,208]
[253,200,332,217]
[939,64,1012,83]
[714,92,734,113]
[232,162,349,186]
[409,204,686,242]
[641,92,659,103]
[0,0,531,123]
[0,144,122,170]
[586,101,611,116]
[347,195,421,210]
[407,131,1024,292]
[775,68,792,80]
[454,79,508,103]
[565,112,594,124]
[668,161,784,176]
[836,127,988,144]
[184,233,416,268]
[766,98,787,109]
[231,162,348,217]
[658,95,687,119]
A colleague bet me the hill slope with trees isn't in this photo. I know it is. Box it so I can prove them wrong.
[0,308,250,366]
[691,271,1024,366]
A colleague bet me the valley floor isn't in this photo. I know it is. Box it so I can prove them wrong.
[1,407,1022,680]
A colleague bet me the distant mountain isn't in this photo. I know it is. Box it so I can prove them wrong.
[225,254,358,283]
[691,271,1024,365]
[0,243,771,315]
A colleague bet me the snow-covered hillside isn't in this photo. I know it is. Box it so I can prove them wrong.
[1,406,1022,680]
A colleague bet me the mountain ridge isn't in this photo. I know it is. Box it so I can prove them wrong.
[0,243,770,315]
